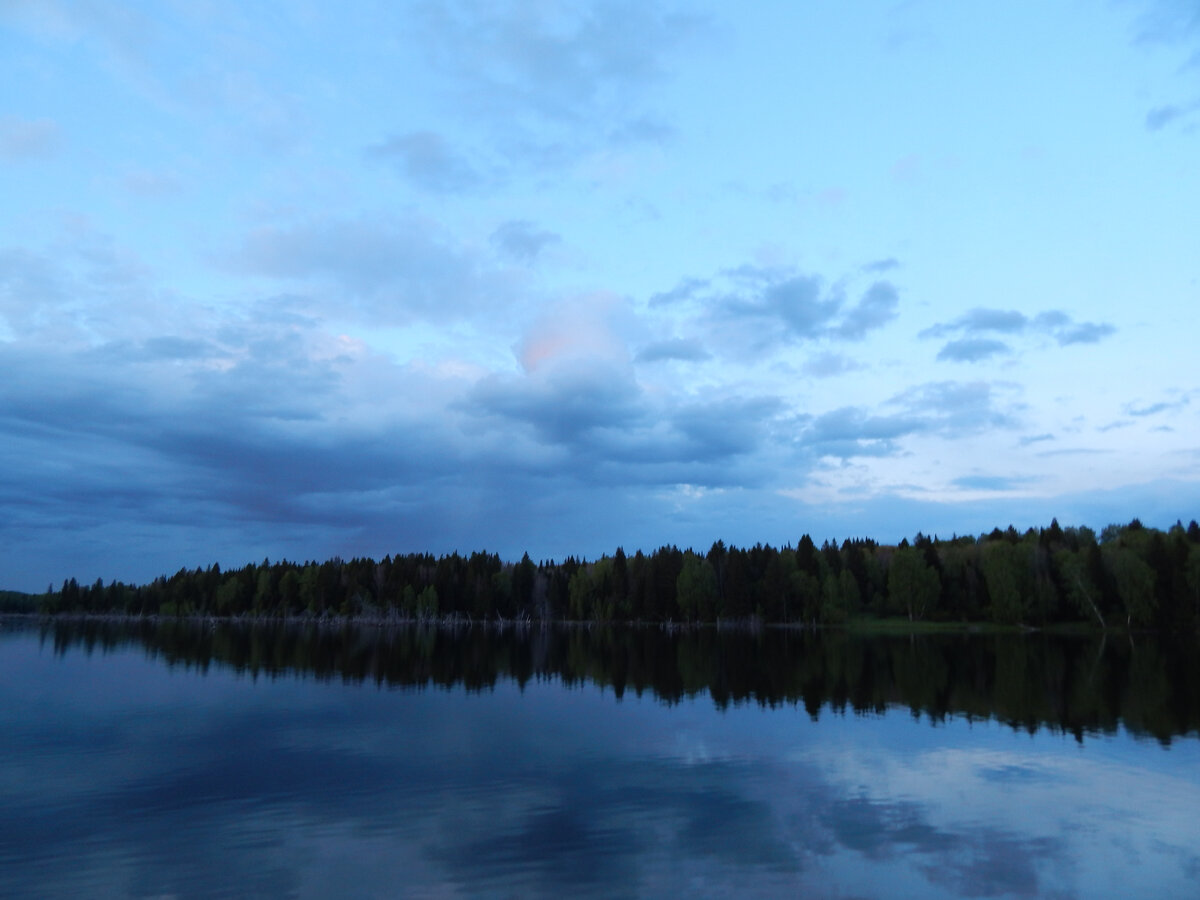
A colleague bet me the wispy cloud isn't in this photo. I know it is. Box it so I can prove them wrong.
[224,214,517,323]
[794,381,1020,461]
[650,266,899,359]
[408,0,706,173]
[490,220,561,264]
[1018,433,1054,447]
[0,117,62,161]
[634,338,710,364]
[922,307,1115,361]
[1145,100,1200,131]
[951,474,1030,492]
[936,338,1010,363]
[367,131,484,193]
[802,352,860,378]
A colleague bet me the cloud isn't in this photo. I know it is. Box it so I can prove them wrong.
[801,352,859,378]
[670,266,902,352]
[670,396,782,461]
[891,381,1020,434]
[1126,394,1191,417]
[515,294,632,372]
[0,228,171,345]
[798,379,1021,460]
[1054,321,1115,345]
[950,475,1029,492]
[922,309,1028,338]
[634,338,710,363]
[367,131,482,192]
[863,258,900,273]
[1018,433,1054,447]
[0,248,70,335]
[936,338,1010,362]
[417,1,700,121]
[225,215,513,323]
[649,277,708,307]
[467,361,644,447]
[801,407,919,459]
[923,307,1115,361]
[727,273,841,338]
[1145,102,1200,130]
[490,220,561,264]
[409,1,706,172]
[835,281,899,339]
[0,117,62,160]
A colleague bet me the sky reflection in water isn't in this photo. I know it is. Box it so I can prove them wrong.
[1,627,1198,899]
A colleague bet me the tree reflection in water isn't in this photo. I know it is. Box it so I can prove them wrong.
[37,619,1200,744]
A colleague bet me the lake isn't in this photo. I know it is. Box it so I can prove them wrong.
[1,619,1198,898]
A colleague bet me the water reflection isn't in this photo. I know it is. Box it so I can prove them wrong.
[1,621,1198,898]
[28,618,1200,742]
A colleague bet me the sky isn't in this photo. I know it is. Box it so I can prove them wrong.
[1,0,1199,591]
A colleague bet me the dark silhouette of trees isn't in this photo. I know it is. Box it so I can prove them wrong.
[34,518,1200,633]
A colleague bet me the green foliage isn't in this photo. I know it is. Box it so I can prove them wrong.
[675,553,717,623]
[981,541,1029,624]
[887,547,940,622]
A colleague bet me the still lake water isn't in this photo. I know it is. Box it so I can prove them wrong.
[1,620,1198,899]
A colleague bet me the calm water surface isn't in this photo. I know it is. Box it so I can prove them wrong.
[1,620,1197,898]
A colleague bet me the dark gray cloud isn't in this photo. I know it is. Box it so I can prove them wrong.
[464,361,780,484]
[670,396,782,460]
[467,362,645,446]
[367,130,483,192]
[490,219,561,263]
[634,337,710,363]
[225,215,510,322]
[0,116,62,160]
[923,306,1115,361]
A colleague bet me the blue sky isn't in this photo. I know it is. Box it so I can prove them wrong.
[2,1,1198,590]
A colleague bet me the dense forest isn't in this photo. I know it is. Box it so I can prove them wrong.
[35,518,1200,632]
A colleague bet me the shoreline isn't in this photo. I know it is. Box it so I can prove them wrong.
[2,611,1138,636]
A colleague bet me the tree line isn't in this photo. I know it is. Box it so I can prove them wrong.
[41,518,1200,631]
